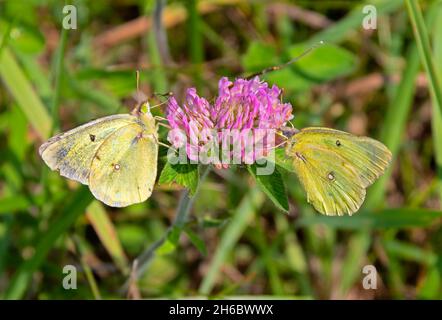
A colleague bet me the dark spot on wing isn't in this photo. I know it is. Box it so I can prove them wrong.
[56,148,68,159]
[131,137,139,146]
[131,132,144,146]
[95,155,101,161]
[327,171,335,181]
[336,140,341,146]
[89,134,96,142]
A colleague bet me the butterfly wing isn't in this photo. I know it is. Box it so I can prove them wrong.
[286,127,391,216]
[39,114,139,185]
[88,123,158,207]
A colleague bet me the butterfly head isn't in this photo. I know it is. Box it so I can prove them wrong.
[277,126,301,156]
[130,101,156,133]
[280,126,299,139]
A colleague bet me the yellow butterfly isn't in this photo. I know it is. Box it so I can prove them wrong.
[39,106,158,207]
[283,127,392,216]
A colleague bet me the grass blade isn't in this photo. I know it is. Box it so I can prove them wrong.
[383,239,437,266]
[86,201,129,274]
[0,48,51,139]
[406,0,442,116]
[199,187,264,295]
[431,1,442,202]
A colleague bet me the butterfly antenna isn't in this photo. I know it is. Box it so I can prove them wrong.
[136,70,140,94]
[132,70,143,114]
[246,40,325,80]
[149,92,173,110]
[131,70,153,115]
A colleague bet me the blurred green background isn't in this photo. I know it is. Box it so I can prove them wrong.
[1,0,442,299]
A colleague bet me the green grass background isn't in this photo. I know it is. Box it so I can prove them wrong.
[0,0,441,299]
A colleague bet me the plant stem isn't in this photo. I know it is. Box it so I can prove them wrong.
[153,0,173,65]
[50,26,68,133]
[131,165,211,282]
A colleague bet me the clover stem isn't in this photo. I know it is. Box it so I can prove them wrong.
[127,165,211,286]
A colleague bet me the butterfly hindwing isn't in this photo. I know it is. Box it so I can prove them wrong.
[286,127,391,216]
[88,123,158,207]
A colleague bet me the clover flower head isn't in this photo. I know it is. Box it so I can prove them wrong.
[213,77,293,130]
[166,77,293,165]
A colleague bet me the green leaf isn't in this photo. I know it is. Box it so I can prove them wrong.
[159,162,199,195]
[156,238,177,255]
[157,225,183,255]
[0,19,45,54]
[241,41,279,73]
[201,216,229,229]
[286,43,357,83]
[184,227,207,256]
[273,148,295,172]
[241,41,357,92]
[247,163,289,212]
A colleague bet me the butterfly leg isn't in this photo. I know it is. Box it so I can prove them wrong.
[151,134,177,152]
[155,117,171,128]
[268,140,289,150]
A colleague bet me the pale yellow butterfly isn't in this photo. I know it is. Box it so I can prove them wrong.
[39,105,159,207]
[283,127,392,216]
